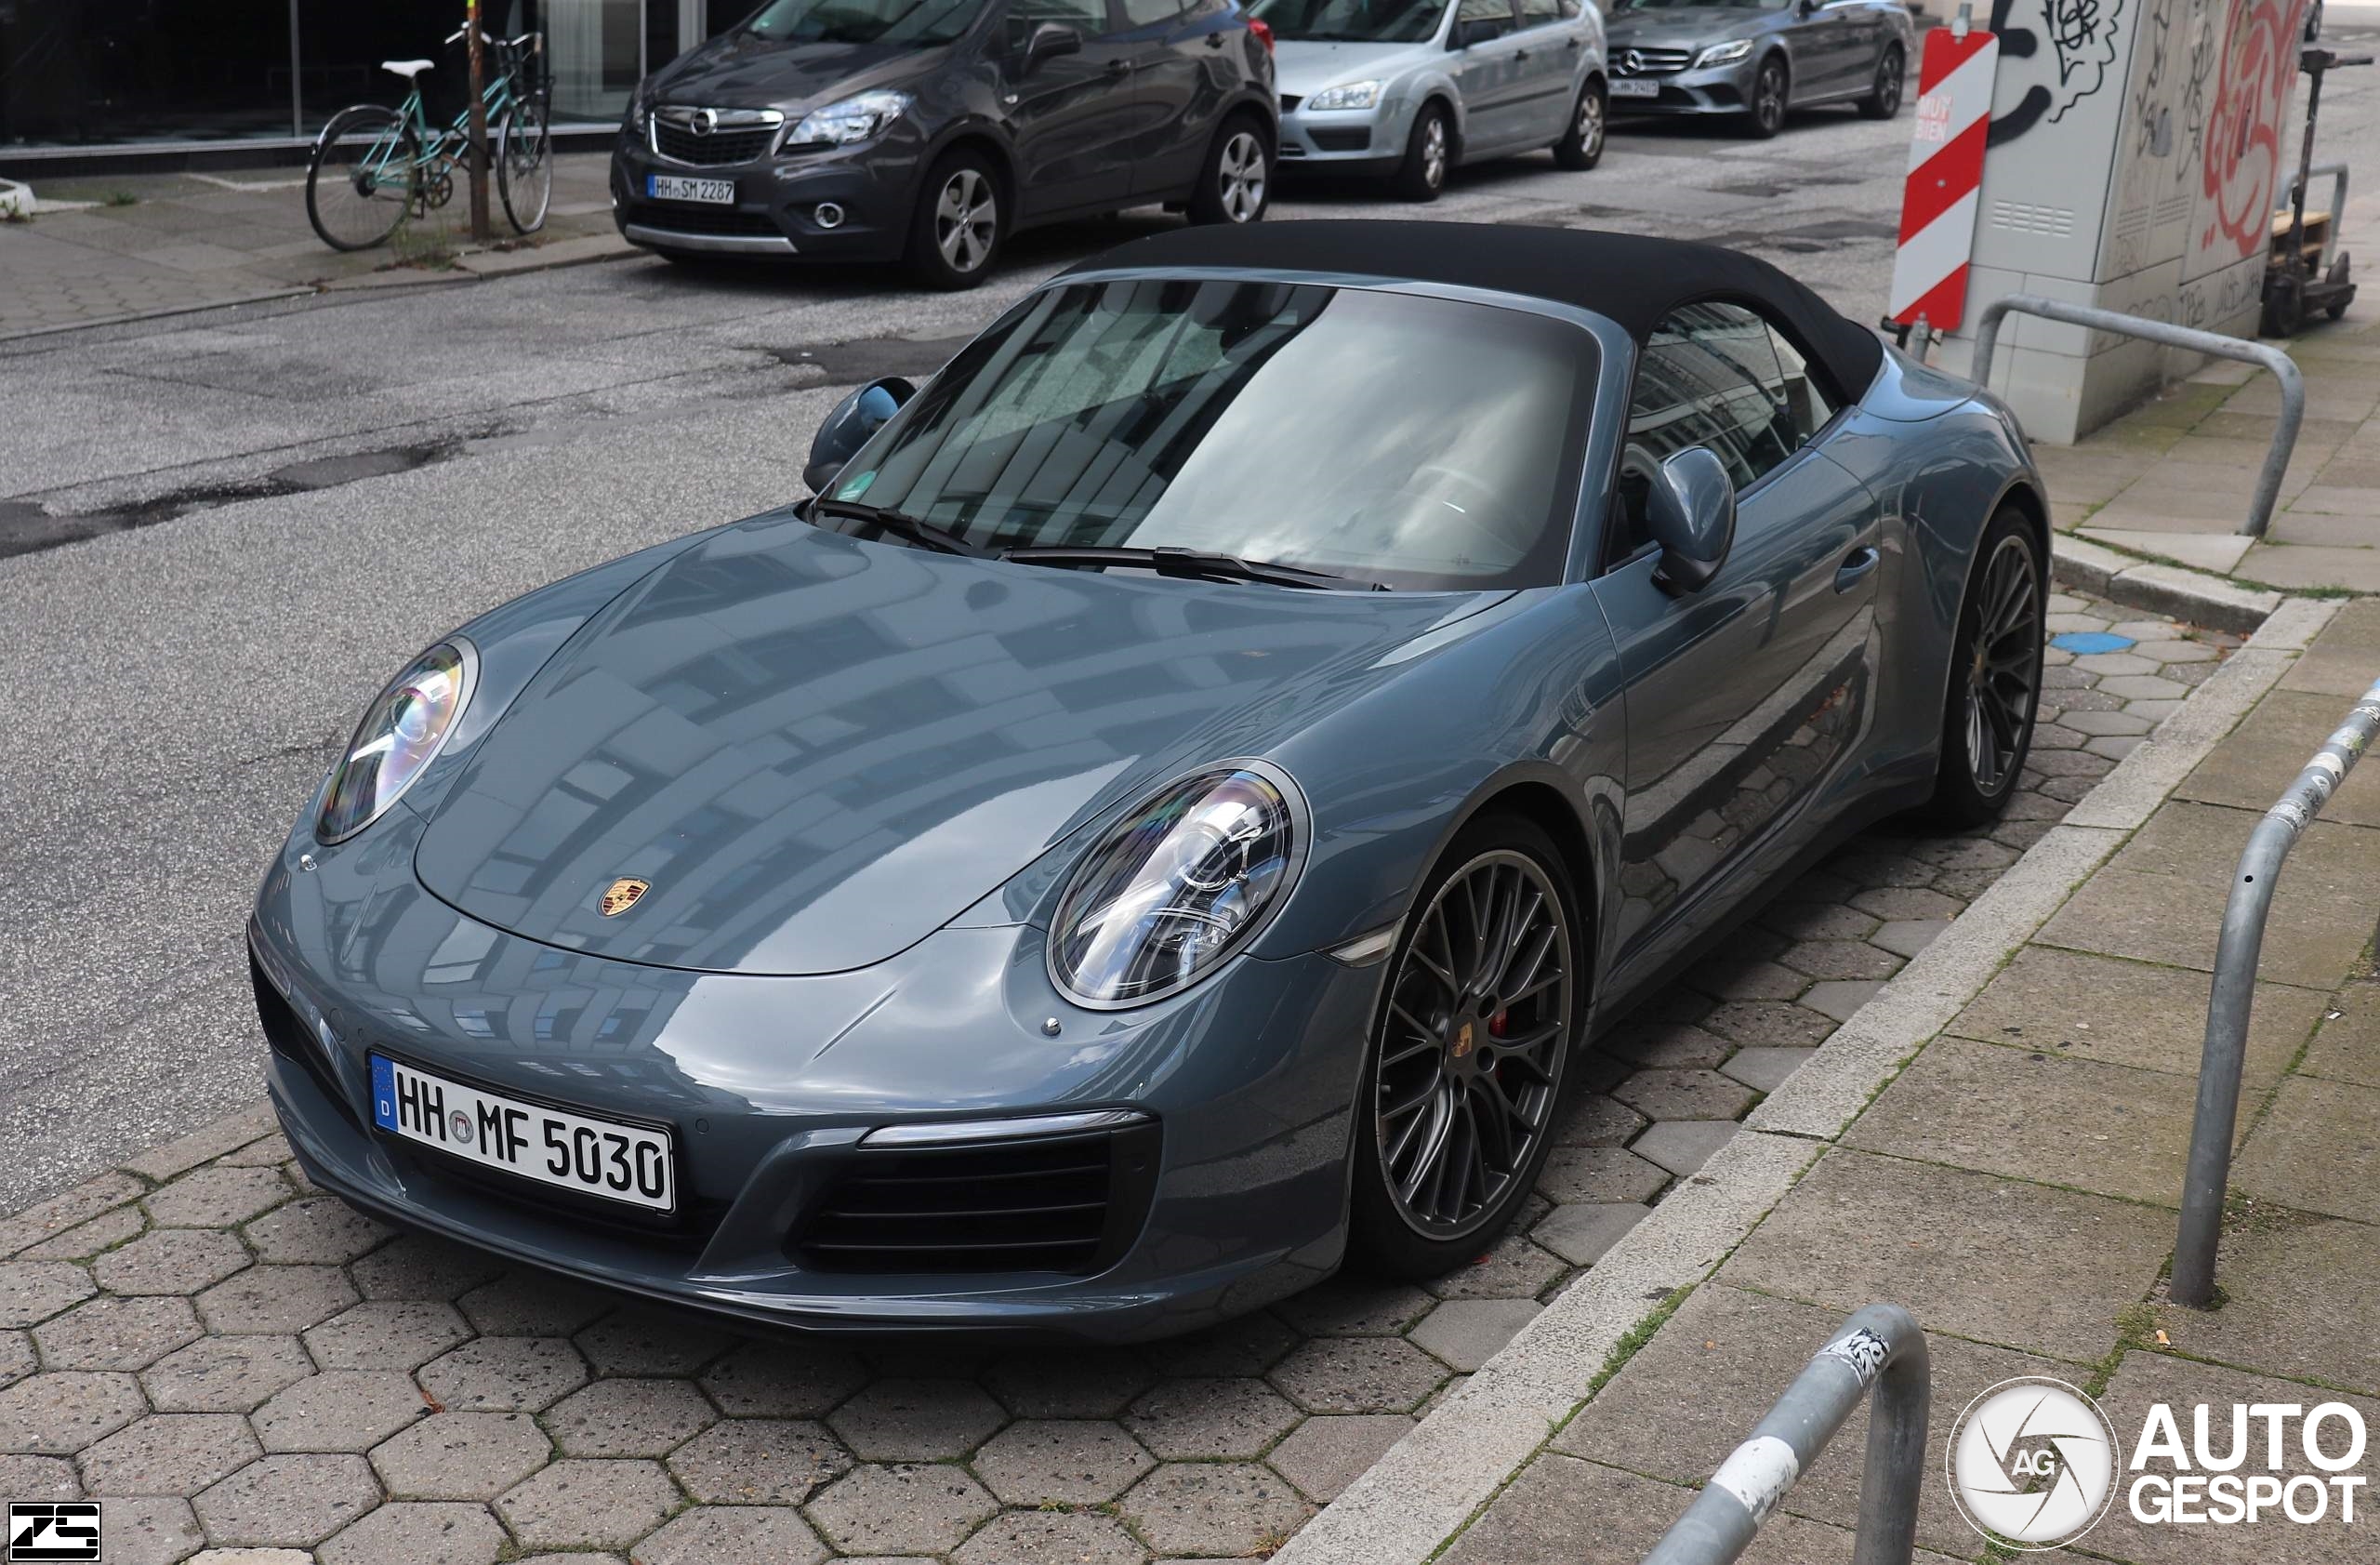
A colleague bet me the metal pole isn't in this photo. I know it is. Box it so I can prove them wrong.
[1641,1305,1929,1565]
[467,0,493,243]
[1968,294,2306,537]
[2170,676,2380,1307]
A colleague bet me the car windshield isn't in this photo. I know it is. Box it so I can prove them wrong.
[813,278,1597,592]
[744,0,981,46]
[1250,0,1450,43]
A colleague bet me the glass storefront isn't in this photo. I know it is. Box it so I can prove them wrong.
[0,0,717,152]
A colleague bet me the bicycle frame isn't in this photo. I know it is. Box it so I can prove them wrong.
[343,36,542,206]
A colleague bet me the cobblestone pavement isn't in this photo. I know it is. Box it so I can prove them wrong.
[0,589,2231,1564]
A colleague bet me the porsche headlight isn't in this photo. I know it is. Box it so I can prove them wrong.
[317,640,477,844]
[1050,767,1301,1007]
[1305,79,1383,111]
[1696,37,1754,65]
[790,90,912,146]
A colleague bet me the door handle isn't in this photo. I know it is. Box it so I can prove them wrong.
[1834,545,1881,591]
[1515,46,1530,58]
[1104,57,1130,75]
[1205,31,1223,45]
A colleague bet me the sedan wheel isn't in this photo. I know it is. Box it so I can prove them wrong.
[1747,58,1788,139]
[1858,44,1905,118]
[1395,104,1452,201]
[1923,511,2045,825]
[1554,80,1606,170]
[1191,123,1271,224]
[1351,818,1577,1275]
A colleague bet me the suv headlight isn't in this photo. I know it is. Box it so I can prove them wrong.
[789,89,913,146]
[1049,766,1302,1007]
[1305,79,1383,111]
[1696,38,1754,65]
[317,640,477,844]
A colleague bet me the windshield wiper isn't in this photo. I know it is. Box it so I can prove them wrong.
[810,497,991,558]
[1000,544,1385,591]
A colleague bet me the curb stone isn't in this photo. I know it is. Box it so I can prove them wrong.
[2051,534,2289,634]
[1276,590,2328,1565]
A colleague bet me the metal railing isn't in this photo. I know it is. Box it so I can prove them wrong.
[2281,160,2350,227]
[1640,1305,1929,1565]
[2171,676,2380,1306]
[1969,294,2306,537]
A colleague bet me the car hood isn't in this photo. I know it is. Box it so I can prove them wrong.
[647,28,945,112]
[413,518,1502,977]
[1275,40,1442,97]
[1606,6,1771,46]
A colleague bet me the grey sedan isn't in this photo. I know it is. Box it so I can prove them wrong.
[1256,0,1607,199]
[1605,0,1912,139]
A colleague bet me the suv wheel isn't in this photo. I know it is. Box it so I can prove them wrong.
[1188,117,1271,224]
[906,151,1004,290]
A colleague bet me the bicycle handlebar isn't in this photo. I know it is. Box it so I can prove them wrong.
[443,25,539,52]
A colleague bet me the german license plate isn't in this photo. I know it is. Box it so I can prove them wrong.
[1610,78,1660,98]
[647,173,734,204]
[370,1054,675,1213]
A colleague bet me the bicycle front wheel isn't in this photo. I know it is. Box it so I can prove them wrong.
[497,99,552,235]
[308,105,420,251]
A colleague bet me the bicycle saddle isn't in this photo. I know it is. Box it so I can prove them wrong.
[381,59,435,78]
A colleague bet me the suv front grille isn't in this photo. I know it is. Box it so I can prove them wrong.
[650,107,784,166]
[793,1121,1159,1275]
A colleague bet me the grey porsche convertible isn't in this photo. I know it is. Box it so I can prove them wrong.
[251,222,2048,1340]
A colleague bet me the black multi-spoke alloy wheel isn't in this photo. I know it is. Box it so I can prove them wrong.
[307,105,419,252]
[1746,57,1788,139]
[1923,509,2045,826]
[1858,45,1905,119]
[1350,815,1579,1278]
[1554,79,1606,169]
[906,149,1005,290]
[1395,102,1453,201]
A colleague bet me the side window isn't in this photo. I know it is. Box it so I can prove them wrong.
[1457,0,1517,44]
[1608,300,1827,564]
[1519,0,1561,24]
[1121,0,1182,24]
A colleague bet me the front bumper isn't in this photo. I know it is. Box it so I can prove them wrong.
[1276,95,1416,172]
[1605,58,1758,114]
[249,812,1376,1341]
[609,124,921,263]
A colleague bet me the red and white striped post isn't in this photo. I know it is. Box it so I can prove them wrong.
[1887,12,1999,344]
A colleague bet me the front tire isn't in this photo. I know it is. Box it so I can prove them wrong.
[1745,57,1788,139]
[1554,79,1606,170]
[1858,45,1905,119]
[1348,815,1580,1280]
[1922,509,2045,827]
[1188,116,1272,224]
[1395,102,1453,201]
[906,151,1005,290]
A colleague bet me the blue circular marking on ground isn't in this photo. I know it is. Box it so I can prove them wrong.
[2052,630,2135,654]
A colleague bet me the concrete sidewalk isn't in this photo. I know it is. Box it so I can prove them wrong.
[1430,600,2380,1564]
[0,153,626,338]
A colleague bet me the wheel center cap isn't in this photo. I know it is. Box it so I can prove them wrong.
[1451,1019,1477,1062]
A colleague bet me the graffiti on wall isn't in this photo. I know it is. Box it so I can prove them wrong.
[1986,0,2131,142]
[2188,0,2308,265]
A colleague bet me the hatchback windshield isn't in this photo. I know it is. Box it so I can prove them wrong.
[745,0,981,46]
[815,279,1596,591]
[1250,0,1449,43]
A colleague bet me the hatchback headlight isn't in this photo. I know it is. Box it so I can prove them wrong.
[317,640,477,844]
[1049,766,1301,1007]
[1696,38,1754,65]
[790,89,913,146]
[1305,79,1383,111]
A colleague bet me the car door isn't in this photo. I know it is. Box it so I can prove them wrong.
[1448,0,1529,151]
[1122,0,1216,197]
[1786,0,1861,96]
[1510,0,1584,139]
[998,0,1144,216]
[1591,300,1881,969]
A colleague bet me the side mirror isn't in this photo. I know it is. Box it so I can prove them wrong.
[804,376,914,496]
[1447,20,1474,47]
[1645,446,1736,593]
[1025,20,1083,71]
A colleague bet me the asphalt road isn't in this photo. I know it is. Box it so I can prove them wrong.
[0,60,2363,1210]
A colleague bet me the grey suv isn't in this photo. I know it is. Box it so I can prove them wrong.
[612,0,1278,287]
[1604,0,1911,139]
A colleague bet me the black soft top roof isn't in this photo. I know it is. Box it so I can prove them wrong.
[1064,220,1884,401]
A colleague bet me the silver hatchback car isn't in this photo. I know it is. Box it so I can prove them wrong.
[1256,0,1607,200]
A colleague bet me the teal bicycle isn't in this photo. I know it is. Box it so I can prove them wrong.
[306,25,550,252]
